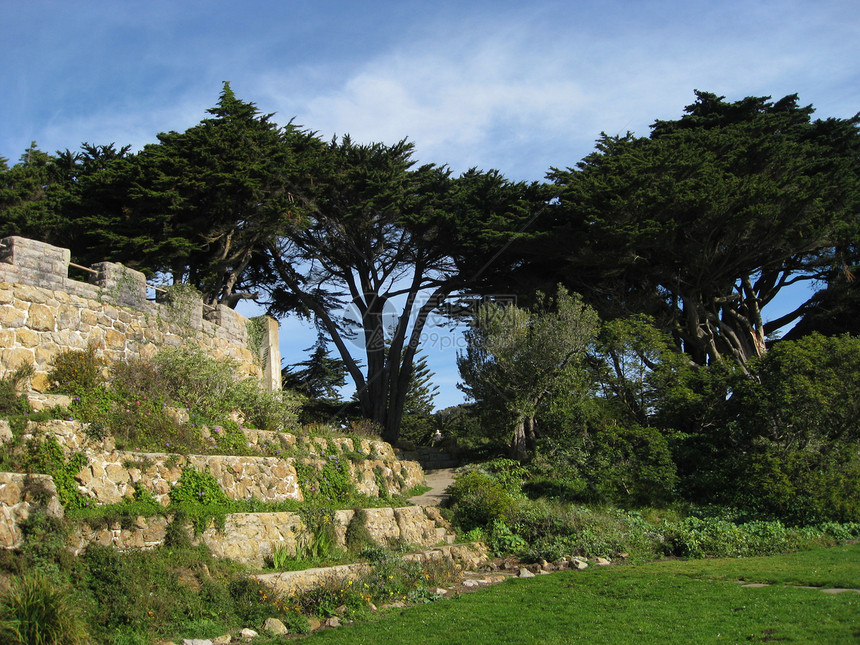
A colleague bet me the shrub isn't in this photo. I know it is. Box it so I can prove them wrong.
[230,378,301,431]
[169,466,229,507]
[0,572,89,645]
[345,508,377,555]
[47,345,104,395]
[295,456,358,504]
[152,345,239,416]
[445,471,519,532]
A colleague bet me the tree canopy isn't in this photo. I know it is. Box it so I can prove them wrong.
[259,135,541,443]
[540,91,859,367]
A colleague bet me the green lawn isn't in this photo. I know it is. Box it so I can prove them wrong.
[305,544,860,644]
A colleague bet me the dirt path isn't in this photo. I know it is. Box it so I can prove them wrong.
[408,467,457,506]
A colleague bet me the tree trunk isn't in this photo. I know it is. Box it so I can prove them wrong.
[509,415,529,461]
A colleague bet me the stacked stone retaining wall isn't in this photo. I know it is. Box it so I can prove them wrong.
[16,419,422,506]
[66,506,456,568]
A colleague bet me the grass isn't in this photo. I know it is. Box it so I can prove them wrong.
[304,543,860,644]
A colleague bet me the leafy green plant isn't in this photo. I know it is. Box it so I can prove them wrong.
[269,544,293,570]
[373,465,391,501]
[169,466,229,506]
[26,437,89,509]
[296,456,358,503]
[486,520,527,556]
[295,508,341,562]
[0,572,89,645]
[169,466,232,532]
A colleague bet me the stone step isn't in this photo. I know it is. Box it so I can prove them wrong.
[254,543,489,596]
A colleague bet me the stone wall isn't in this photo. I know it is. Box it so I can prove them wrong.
[255,543,489,595]
[0,236,280,391]
[1,472,456,568]
[67,506,456,568]
[19,419,423,506]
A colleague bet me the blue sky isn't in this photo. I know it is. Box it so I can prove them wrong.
[2,0,858,408]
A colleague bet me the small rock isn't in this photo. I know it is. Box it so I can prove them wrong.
[368,603,378,612]
[433,588,448,595]
[263,617,288,635]
[325,617,342,628]
[538,569,552,575]
[571,559,588,570]
[553,559,569,569]
[595,557,611,566]
[335,604,348,616]
[212,636,232,645]
[518,568,535,578]
[308,617,322,631]
[0,420,12,445]
[239,628,258,639]
[618,552,629,559]
[463,579,481,587]
[182,640,212,645]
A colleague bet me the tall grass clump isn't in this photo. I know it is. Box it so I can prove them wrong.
[0,363,34,416]
[0,572,90,645]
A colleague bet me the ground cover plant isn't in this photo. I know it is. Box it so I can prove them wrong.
[303,543,860,644]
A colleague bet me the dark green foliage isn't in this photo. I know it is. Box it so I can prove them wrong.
[543,91,860,367]
[445,471,519,532]
[282,334,348,402]
[676,334,860,522]
[344,508,377,554]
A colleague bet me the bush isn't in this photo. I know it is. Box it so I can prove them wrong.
[587,424,677,506]
[0,572,89,645]
[445,471,519,532]
[47,345,104,395]
[230,377,301,431]
[152,345,242,420]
